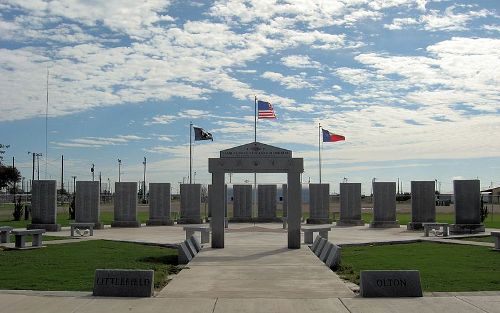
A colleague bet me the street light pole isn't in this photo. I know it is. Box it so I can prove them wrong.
[91,164,95,181]
[118,159,121,182]
[143,157,146,202]
[71,176,77,195]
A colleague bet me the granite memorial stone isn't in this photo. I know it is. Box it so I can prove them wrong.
[338,183,364,226]
[93,269,154,297]
[257,184,279,222]
[28,180,60,231]
[314,237,327,257]
[407,181,435,230]
[179,184,202,224]
[308,184,330,224]
[147,183,172,226]
[231,184,252,222]
[370,182,399,228]
[282,184,288,217]
[360,270,423,297]
[319,241,333,263]
[111,182,140,228]
[178,242,193,264]
[450,180,485,234]
[75,181,103,229]
[325,244,341,270]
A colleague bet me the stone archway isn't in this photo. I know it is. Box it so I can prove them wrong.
[208,142,304,249]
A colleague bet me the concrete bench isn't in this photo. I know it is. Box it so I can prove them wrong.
[492,232,500,251]
[11,229,45,249]
[422,223,449,237]
[70,223,95,237]
[0,226,13,243]
[302,226,332,244]
[183,226,210,244]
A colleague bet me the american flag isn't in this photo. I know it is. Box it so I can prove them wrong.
[257,100,276,119]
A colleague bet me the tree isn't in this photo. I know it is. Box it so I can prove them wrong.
[0,164,21,190]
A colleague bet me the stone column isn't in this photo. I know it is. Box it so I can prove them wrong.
[337,183,364,226]
[111,182,140,227]
[282,184,288,217]
[209,184,227,223]
[288,171,302,249]
[257,184,279,222]
[179,184,202,224]
[147,183,172,226]
[231,184,252,222]
[28,180,60,231]
[307,183,330,224]
[407,181,435,230]
[211,172,225,248]
[369,182,399,228]
[450,180,485,234]
[75,181,103,229]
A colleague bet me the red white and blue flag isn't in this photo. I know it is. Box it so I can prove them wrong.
[322,129,345,142]
[258,100,276,119]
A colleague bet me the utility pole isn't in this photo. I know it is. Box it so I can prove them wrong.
[91,163,95,181]
[22,177,25,193]
[36,153,42,180]
[143,157,146,201]
[61,155,64,193]
[118,159,121,182]
[99,172,102,195]
[72,176,77,195]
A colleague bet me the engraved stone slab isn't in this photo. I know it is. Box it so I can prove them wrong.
[93,269,154,297]
[257,184,278,221]
[189,235,202,252]
[360,270,422,297]
[112,182,140,227]
[185,238,197,256]
[451,180,484,234]
[178,242,193,264]
[308,184,330,224]
[232,185,252,221]
[311,235,322,252]
[325,244,341,270]
[314,237,327,257]
[147,183,172,226]
[220,142,292,158]
[179,184,201,224]
[28,180,60,231]
[75,181,102,229]
[319,242,333,263]
[370,182,399,228]
[338,183,364,226]
[408,181,435,230]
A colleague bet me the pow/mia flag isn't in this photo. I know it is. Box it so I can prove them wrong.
[193,127,213,141]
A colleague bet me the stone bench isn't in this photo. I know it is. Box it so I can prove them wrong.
[70,223,95,237]
[492,232,500,251]
[302,226,332,244]
[422,223,449,237]
[0,226,13,243]
[11,229,46,249]
[183,226,210,244]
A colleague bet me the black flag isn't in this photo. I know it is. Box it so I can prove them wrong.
[193,127,213,141]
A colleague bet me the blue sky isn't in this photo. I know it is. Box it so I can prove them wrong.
[0,0,499,194]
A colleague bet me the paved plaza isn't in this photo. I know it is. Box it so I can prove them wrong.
[1,222,499,313]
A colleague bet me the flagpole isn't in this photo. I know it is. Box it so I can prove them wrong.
[319,123,322,184]
[189,121,193,184]
[254,95,257,219]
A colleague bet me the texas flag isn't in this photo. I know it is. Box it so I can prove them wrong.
[322,129,345,142]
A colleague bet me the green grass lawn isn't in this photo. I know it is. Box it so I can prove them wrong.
[337,242,500,292]
[0,240,179,291]
[457,236,495,243]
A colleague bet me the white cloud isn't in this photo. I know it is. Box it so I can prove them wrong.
[52,135,146,148]
[281,55,322,69]
[261,71,315,89]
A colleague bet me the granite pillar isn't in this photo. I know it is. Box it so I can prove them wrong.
[147,183,172,226]
[231,185,252,222]
[407,181,435,230]
[288,172,302,249]
[337,183,364,226]
[450,180,485,234]
[282,184,288,217]
[75,181,103,229]
[111,182,140,227]
[209,184,227,224]
[307,183,330,224]
[179,184,202,224]
[369,182,399,228]
[211,172,225,248]
[28,180,60,231]
[257,184,279,222]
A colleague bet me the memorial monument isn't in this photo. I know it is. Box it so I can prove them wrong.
[209,142,303,249]
[28,180,61,231]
